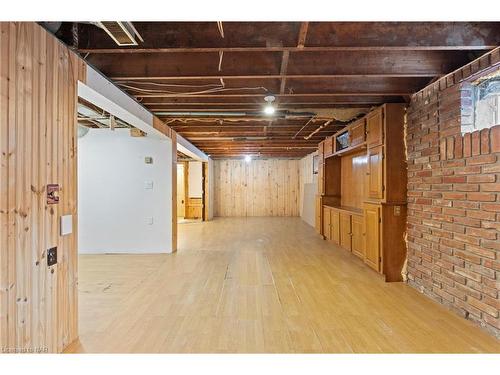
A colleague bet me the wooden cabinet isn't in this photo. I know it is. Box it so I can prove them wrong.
[368,145,384,199]
[349,119,366,147]
[318,141,324,162]
[324,137,334,157]
[351,214,365,259]
[315,196,322,233]
[322,207,331,239]
[316,104,407,282]
[339,212,352,251]
[318,162,325,195]
[366,108,383,148]
[364,203,381,272]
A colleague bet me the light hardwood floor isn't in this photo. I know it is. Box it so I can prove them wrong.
[65,217,500,353]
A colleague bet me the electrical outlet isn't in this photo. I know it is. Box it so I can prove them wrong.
[144,181,153,190]
[47,247,57,266]
[145,156,153,164]
[146,217,154,225]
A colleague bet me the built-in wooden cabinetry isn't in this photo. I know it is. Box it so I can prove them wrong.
[315,103,407,282]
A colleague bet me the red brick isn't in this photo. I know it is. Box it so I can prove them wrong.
[467,296,499,317]
[463,133,472,157]
[491,125,500,153]
[467,192,497,202]
[465,227,497,240]
[466,154,497,165]
[454,184,479,192]
[467,174,496,183]
[481,203,500,212]
[471,131,481,156]
[482,183,500,192]
[480,128,490,154]
[466,210,496,221]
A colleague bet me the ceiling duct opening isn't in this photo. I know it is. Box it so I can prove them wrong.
[98,22,143,46]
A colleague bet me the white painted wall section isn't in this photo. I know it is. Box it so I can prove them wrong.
[188,161,203,198]
[78,129,172,253]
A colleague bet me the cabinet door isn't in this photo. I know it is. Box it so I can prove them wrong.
[318,162,325,195]
[331,210,340,245]
[368,145,384,199]
[364,204,381,271]
[349,119,366,147]
[324,137,333,157]
[315,196,322,233]
[366,108,383,148]
[322,207,331,240]
[351,214,365,259]
[339,212,352,251]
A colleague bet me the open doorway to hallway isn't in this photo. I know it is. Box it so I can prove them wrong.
[176,151,209,224]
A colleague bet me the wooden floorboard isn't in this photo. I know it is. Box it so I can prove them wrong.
[65,217,500,353]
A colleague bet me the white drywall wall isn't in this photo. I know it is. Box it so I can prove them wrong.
[78,128,172,253]
[188,161,203,198]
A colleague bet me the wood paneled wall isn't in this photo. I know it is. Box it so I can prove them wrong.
[213,159,300,217]
[0,22,86,353]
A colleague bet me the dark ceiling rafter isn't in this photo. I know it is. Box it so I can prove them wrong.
[54,21,500,158]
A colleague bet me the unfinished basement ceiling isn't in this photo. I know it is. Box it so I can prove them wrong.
[53,22,500,158]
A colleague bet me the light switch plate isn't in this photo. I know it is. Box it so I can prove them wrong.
[60,215,73,236]
[144,181,153,190]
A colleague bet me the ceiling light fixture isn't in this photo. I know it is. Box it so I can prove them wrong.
[263,95,276,115]
[244,155,252,163]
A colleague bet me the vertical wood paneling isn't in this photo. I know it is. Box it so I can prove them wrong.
[213,159,300,217]
[0,22,86,353]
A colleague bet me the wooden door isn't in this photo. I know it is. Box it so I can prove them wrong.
[368,145,384,199]
[366,108,383,148]
[331,209,340,245]
[176,164,185,218]
[202,162,208,221]
[322,207,331,240]
[351,214,365,259]
[364,204,381,271]
[339,212,352,251]
[349,119,366,147]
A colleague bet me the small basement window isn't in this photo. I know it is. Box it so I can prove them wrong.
[470,74,500,132]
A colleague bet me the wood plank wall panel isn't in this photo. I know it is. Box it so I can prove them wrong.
[0,22,86,353]
[213,159,300,217]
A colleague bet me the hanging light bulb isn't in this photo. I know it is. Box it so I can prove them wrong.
[244,155,252,163]
[263,95,276,115]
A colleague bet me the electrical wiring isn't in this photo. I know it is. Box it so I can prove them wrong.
[117,82,268,96]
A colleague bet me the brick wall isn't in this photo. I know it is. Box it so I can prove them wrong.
[406,48,500,338]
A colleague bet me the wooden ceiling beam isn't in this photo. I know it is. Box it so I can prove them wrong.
[111,73,438,80]
[137,92,411,98]
[79,45,496,54]
[297,22,309,48]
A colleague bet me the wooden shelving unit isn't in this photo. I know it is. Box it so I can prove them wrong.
[315,103,408,282]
